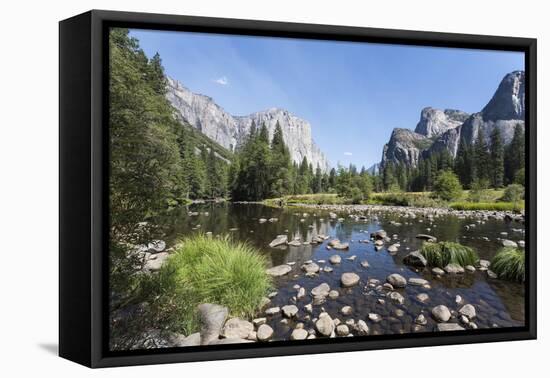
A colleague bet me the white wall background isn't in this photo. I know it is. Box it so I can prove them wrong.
[0,0,546,376]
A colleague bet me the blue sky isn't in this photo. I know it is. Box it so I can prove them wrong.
[130,29,524,169]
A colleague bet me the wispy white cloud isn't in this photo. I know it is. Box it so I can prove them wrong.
[213,76,229,86]
[344,152,353,156]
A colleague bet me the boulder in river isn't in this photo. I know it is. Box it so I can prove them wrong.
[256,324,274,341]
[269,235,288,248]
[332,242,350,250]
[432,267,445,276]
[408,277,429,286]
[290,328,308,340]
[315,314,335,336]
[265,307,281,315]
[403,251,428,267]
[386,273,407,288]
[198,303,228,345]
[336,324,350,336]
[266,264,292,277]
[502,239,518,248]
[387,244,399,254]
[341,272,360,287]
[328,290,340,299]
[389,291,405,305]
[416,293,430,303]
[311,283,331,298]
[459,304,476,319]
[282,304,299,318]
[354,320,369,335]
[432,305,451,322]
[221,318,254,339]
[340,306,353,316]
[436,323,465,332]
[301,262,320,274]
[444,263,465,274]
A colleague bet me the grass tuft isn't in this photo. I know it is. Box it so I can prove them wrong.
[491,247,525,282]
[420,241,478,268]
[140,234,271,335]
[450,201,524,211]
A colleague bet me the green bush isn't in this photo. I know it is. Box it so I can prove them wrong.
[467,179,493,203]
[491,247,525,282]
[514,168,525,185]
[501,184,525,203]
[420,241,478,268]
[432,170,463,201]
[142,234,272,334]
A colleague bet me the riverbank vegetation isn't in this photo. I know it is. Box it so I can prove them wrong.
[491,247,525,282]
[139,235,271,334]
[419,242,479,268]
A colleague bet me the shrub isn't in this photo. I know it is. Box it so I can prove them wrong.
[142,234,272,334]
[514,168,525,185]
[501,184,525,203]
[491,247,525,282]
[467,179,493,203]
[420,241,478,268]
[432,170,463,201]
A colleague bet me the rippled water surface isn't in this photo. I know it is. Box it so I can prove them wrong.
[163,202,525,338]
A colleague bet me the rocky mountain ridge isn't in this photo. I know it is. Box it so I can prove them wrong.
[166,77,330,171]
[380,70,525,168]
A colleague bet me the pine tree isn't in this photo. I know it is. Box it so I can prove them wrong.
[474,129,490,182]
[505,124,525,184]
[268,121,292,197]
[490,127,505,188]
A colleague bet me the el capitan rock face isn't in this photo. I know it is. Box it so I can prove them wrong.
[166,77,330,171]
[380,70,525,168]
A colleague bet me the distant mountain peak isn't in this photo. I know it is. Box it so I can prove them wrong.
[482,70,525,121]
[414,107,470,138]
[165,77,330,171]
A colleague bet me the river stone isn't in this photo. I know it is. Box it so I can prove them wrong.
[336,324,350,336]
[403,251,428,267]
[415,314,427,325]
[266,264,292,277]
[487,270,498,279]
[147,240,166,253]
[323,266,334,273]
[269,235,288,248]
[341,306,353,316]
[311,283,331,298]
[333,242,350,250]
[265,307,281,315]
[290,328,308,340]
[259,218,267,223]
[341,272,360,287]
[444,263,465,274]
[253,318,267,327]
[389,291,405,305]
[368,313,382,323]
[478,259,491,269]
[282,305,299,318]
[209,338,254,345]
[436,323,465,332]
[371,230,387,240]
[387,273,407,288]
[221,318,254,339]
[256,324,274,341]
[518,240,525,248]
[432,305,451,322]
[387,244,399,253]
[360,260,370,268]
[502,239,518,248]
[354,320,370,335]
[416,234,437,242]
[374,239,384,246]
[297,287,306,300]
[143,252,170,272]
[329,255,342,264]
[170,332,201,347]
[315,314,335,336]
[417,293,430,302]
[465,265,476,272]
[328,290,340,299]
[408,277,429,286]
[301,262,320,274]
[198,303,228,345]
[432,267,445,276]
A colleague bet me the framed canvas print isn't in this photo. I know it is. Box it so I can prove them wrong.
[59,10,537,368]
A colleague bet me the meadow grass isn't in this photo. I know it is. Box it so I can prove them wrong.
[449,201,524,211]
[491,247,525,282]
[141,234,272,334]
[420,241,479,268]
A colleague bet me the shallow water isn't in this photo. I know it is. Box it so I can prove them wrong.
[162,202,525,338]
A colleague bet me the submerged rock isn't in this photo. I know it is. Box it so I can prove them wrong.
[459,304,477,319]
[329,255,342,264]
[266,264,292,277]
[386,273,407,288]
[432,305,451,322]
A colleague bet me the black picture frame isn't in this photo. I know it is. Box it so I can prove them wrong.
[59,9,537,368]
